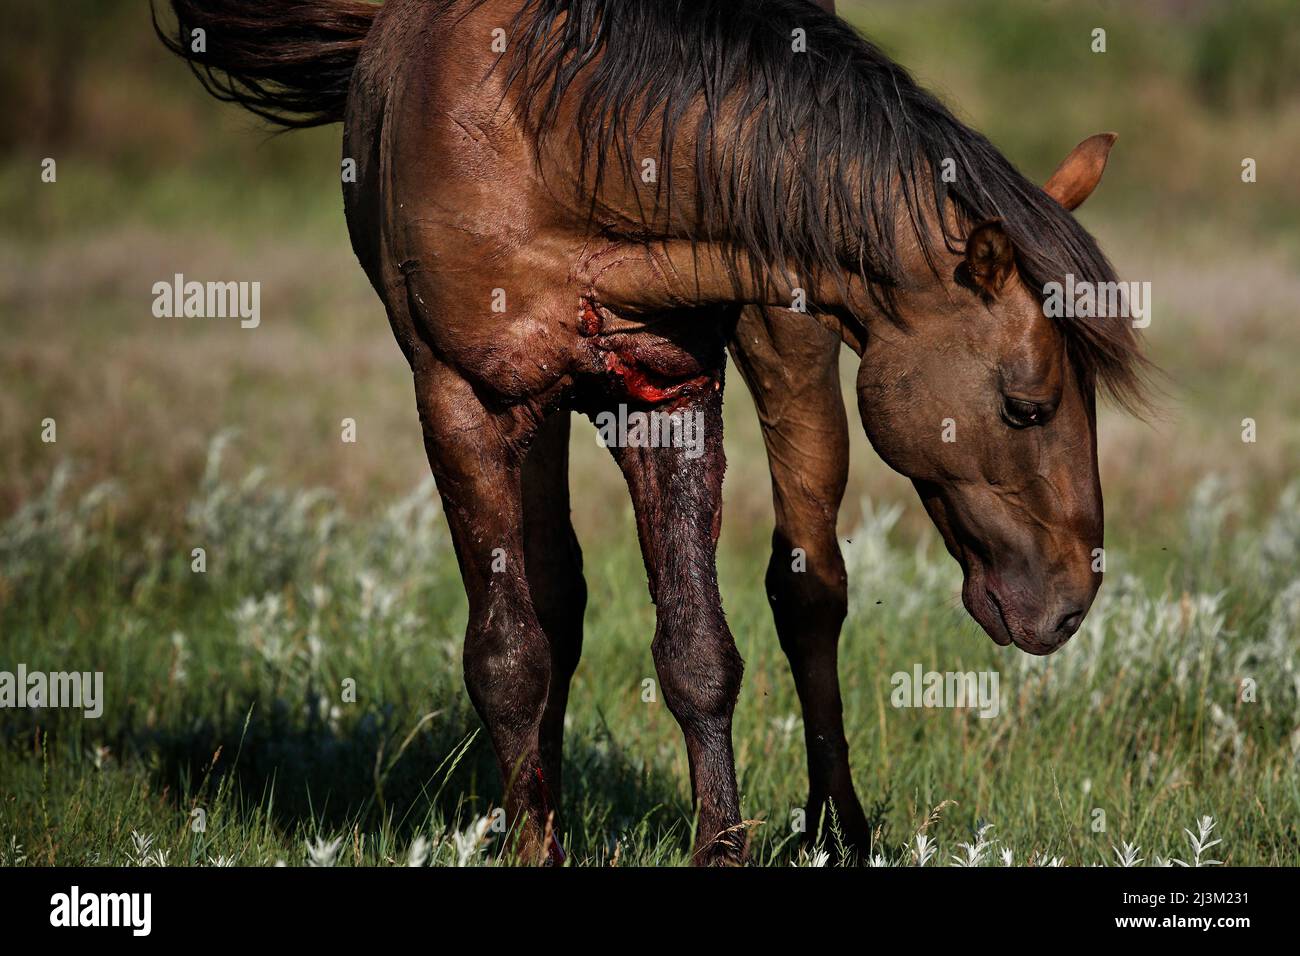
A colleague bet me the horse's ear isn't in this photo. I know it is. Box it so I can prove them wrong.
[964,220,1016,298]
[1044,132,1117,211]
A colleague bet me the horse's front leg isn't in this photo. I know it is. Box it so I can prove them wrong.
[605,383,745,866]
[412,356,560,863]
[730,305,871,856]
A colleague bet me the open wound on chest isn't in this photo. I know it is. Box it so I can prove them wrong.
[579,296,721,405]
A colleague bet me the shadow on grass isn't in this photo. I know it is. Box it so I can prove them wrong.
[4,691,895,864]
[129,694,694,862]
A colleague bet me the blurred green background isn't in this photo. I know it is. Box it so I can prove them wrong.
[0,1,1298,866]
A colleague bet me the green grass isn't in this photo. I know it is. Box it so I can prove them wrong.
[2,439,1297,867]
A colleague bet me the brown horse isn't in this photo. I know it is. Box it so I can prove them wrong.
[158,0,1146,865]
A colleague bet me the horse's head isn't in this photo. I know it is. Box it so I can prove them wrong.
[855,135,1120,655]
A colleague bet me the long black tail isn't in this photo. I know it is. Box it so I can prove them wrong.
[153,0,380,128]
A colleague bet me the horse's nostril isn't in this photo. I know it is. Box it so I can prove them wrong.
[1054,608,1085,638]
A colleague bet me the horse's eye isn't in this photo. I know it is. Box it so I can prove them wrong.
[1002,396,1050,428]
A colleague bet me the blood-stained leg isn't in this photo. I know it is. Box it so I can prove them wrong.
[604,380,746,865]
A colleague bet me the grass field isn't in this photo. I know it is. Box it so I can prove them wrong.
[2,449,1299,866]
[1,0,1298,866]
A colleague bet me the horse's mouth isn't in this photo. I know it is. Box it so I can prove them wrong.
[983,588,1015,647]
[965,572,1064,655]
[982,585,1069,656]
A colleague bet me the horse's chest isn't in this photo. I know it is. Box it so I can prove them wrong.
[572,297,727,409]
[400,227,726,410]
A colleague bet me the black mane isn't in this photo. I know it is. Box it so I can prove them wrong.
[497,0,1147,408]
